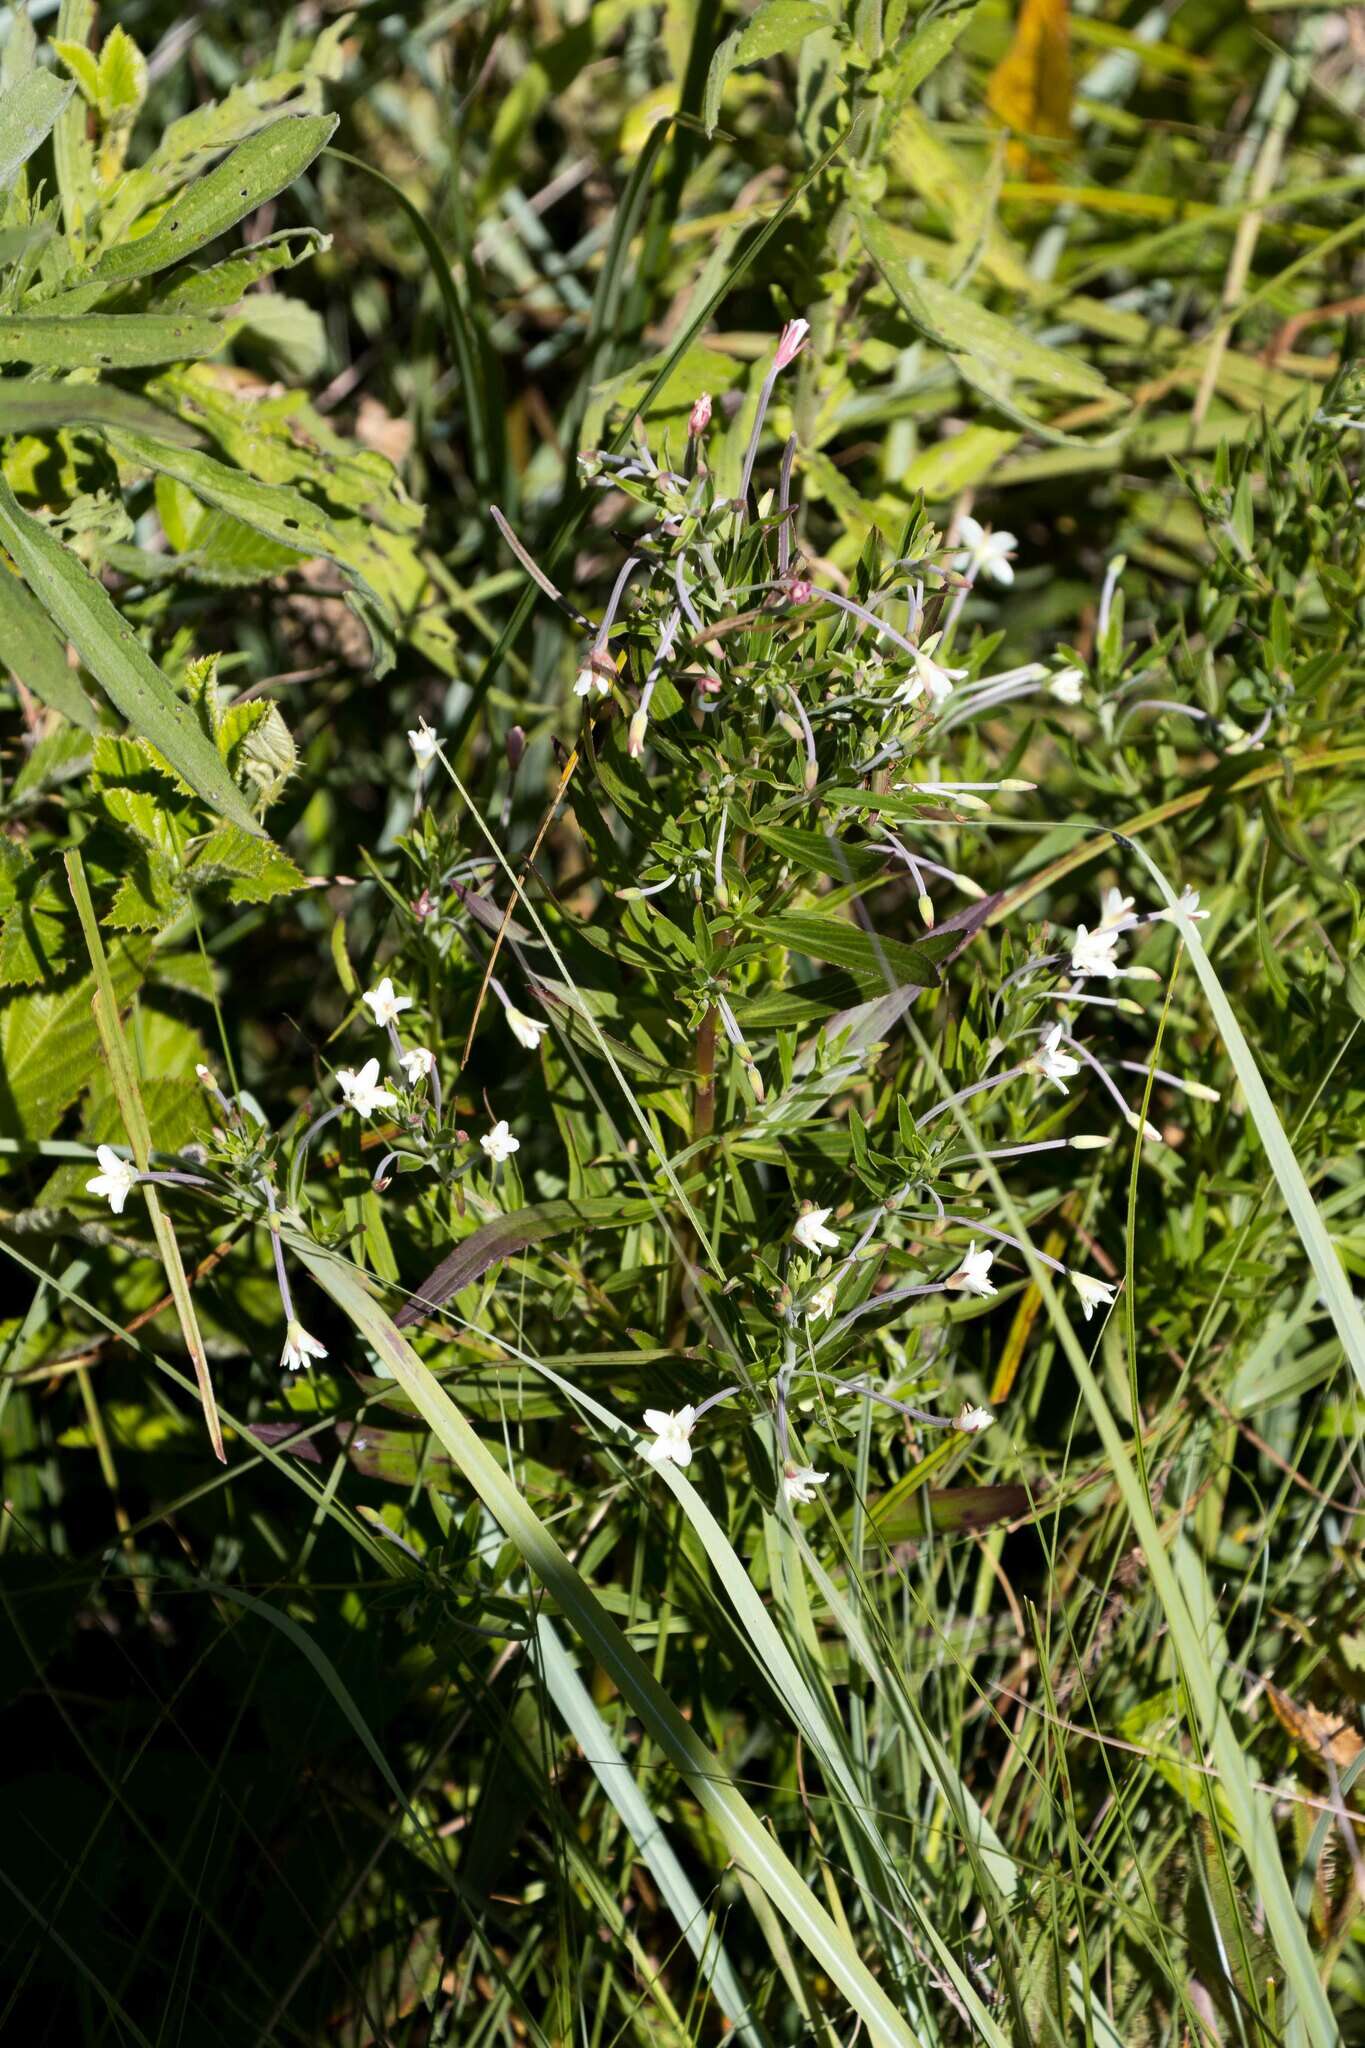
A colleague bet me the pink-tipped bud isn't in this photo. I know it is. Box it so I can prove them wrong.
[698,672,722,695]
[506,724,526,772]
[688,391,712,437]
[628,707,648,758]
[787,578,813,606]
[774,318,810,371]
[412,888,435,922]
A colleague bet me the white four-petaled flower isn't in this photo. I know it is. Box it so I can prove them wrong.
[807,1280,837,1321]
[947,1242,997,1297]
[337,1059,397,1117]
[1070,924,1121,980]
[954,1403,995,1434]
[642,1405,697,1467]
[1048,668,1084,704]
[281,1320,328,1372]
[1098,888,1136,932]
[362,977,413,1029]
[897,634,968,705]
[1155,887,1208,924]
[792,1206,841,1254]
[506,1006,549,1050]
[782,1464,828,1505]
[952,513,1017,587]
[1071,1271,1118,1320]
[574,665,611,699]
[399,1045,435,1084]
[1033,1024,1080,1094]
[408,719,440,769]
[86,1144,139,1216]
[480,1119,520,1162]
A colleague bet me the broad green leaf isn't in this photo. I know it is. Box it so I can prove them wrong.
[747,909,949,988]
[0,561,98,729]
[0,311,223,368]
[86,113,337,290]
[0,69,74,191]
[859,211,1111,402]
[704,0,833,133]
[396,1198,653,1327]
[0,475,263,834]
[0,937,145,1138]
[186,824,304,904]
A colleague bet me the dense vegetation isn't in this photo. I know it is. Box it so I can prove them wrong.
[1,1,1363,2043]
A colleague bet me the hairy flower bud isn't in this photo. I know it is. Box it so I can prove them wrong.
[688,391,712,437]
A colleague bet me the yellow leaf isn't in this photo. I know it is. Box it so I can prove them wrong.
[1266,1683,1365,1774]
[986,0,1072,181]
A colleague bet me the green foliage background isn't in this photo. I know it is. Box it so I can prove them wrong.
[1,0,1363,2043]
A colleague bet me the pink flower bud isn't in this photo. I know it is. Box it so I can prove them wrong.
[688,391,712,437]
[787,578,813,606]
[773,318,810,371]
[698,672,723,695]
[506,724,526,771]
[412,888,435,922]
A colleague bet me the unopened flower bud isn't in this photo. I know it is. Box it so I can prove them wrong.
[918,894,935,928]
[628,708,648,758]
[688,391,712,437]
[506,724,526,772]
[774,318,810,370]
[412,888,434,921]
[787,579,813,606]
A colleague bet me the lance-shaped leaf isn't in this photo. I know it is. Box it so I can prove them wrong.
[396,1197,652,1327]
[0,384,201,444]
[0,311,224,369]
[0,563,98,729]
[88,113,337,288]
[0,71,74,192]
[746,909,953,989]
[0,476,263,834]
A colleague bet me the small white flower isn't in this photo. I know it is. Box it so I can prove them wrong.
[946,1242,997,1298]
[1048,668,1084,704]
[1070,924,1121,979]
[642,1405,697,1467]
[952,513,1017,587]
[782,1463,829,1505]
[1154,887,1208,924]
[904,636,968,704]
[281,1319,328,1372]
[399,1045,435,1084]
[506,1005,548,1051]
[793,1206,841,1254]
[407,718,440,769]
[337,1058,397,1117]
[1098,888,1136,932]
[86,1143,139,1216]
[1033,1024,1080,1094]
[362,977,413,1029]
[1071,1271,1118,1321]
[807,1280,838,1321]
[480,1118,520,1163]
[574,665,611,699]
[954,1403,995,1434]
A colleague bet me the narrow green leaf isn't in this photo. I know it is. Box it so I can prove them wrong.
[396,1198,652,1327]
[0,562,98,729]
[704,0,833,133]
[0,69,74,191]
[0,384,202,443]
[0,475,263,834]
[0,311,224,368]
[87,113,337,287]
[750,909,949,988]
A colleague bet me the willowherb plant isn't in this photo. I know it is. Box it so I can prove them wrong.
[86,319,1235,1521]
